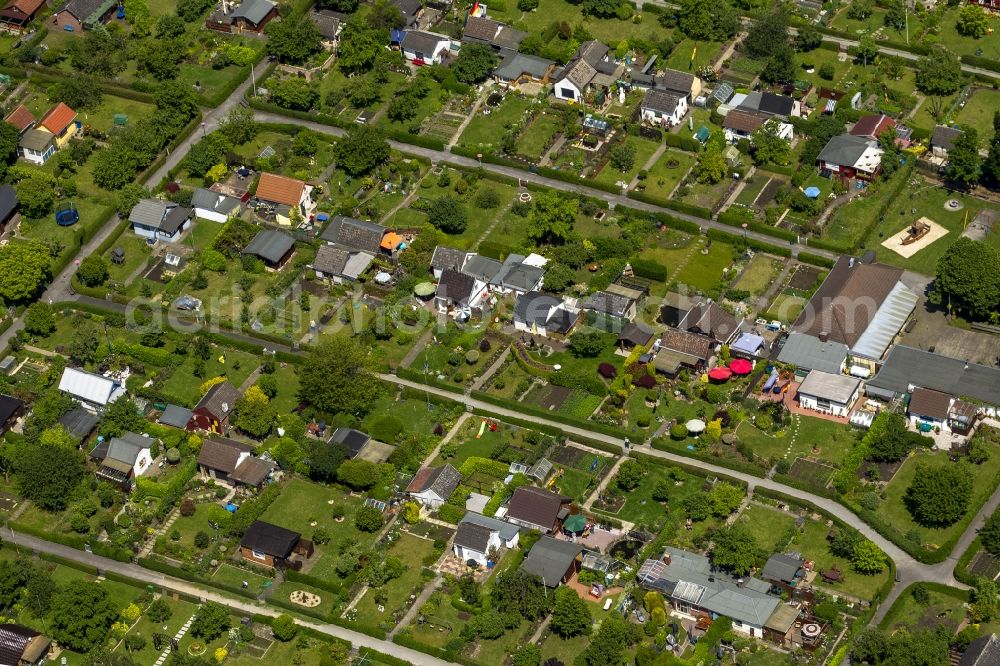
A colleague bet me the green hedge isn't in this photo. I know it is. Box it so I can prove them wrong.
[137,555,260,599]
[470,390,629,439]
[478,240,519,260]
[630,258,668,282]
[625,190,714,220]
[961,54,1000,74]
[953,537,982,587]
[10,523,132,562]
[392,634,477,666]
[877,582,969,629]
[705,228,793,257]
[395,366,465,394]
[647,438,768,476]
[664,132,704,152]
[615,206,703,234]
[806,236,850,253]
[717,209,800,242]
[797,251,835,268]
[328,615,387,640]
[468,407,564,437]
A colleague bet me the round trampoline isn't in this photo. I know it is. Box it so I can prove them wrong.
[55,203,79,227]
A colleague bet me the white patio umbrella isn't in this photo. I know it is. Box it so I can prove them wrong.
[685,419,706,434]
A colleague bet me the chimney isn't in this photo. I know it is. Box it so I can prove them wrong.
[662,552,671,565]
[737,578,745,588]
[221,402,229,413]
[818,331,829,343]
[848,257,855,268]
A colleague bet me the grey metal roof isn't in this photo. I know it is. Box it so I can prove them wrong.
[129,199,190,234]
[402,30,449,55]
[59,407,98,440]
[191,188,242,216]
[797,370,861,404]
[158,404,193,429]
[460,511,520,543]
[243,229,294,264]
[308,9,344,39]
[776,332,848,374]
[105,433,153,466]
[521,536,583,586]
[849,281,917,360]
[817,134,874,167]
[491,27,527,51]
[761,553,802,583]
[515,291,560,327]
[230,0,275,24]
[495,51,553,81]
[436,268,478,305]
[329,427,370,457]
[501,264,544,292]
[959,634,1000,666]
[868,346,1000,406]
[644,547,779,627]
[654,69,694,96]
[462,255,502,282]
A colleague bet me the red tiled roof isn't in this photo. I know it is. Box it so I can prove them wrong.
[39,102,77,135]
[850,114,896,140]
[256,172,305,207]
[4,104,34,132]
[7,0,46,15]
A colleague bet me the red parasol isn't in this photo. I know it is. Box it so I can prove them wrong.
[708,367,733,381]
[728,359,753,375]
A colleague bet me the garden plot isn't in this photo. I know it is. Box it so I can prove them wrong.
[787,457,836,489]
[731,255,784,297]
[787,265,823,291]
[968,551,1000,580]
[954,88,1000,147]
[515,112,562,160]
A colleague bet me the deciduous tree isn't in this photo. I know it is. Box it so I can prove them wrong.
[711,523,760,574]
[334,124,390,176]
[930,237,1000,321]
[957,4,990,37]
[850,539,887,574]
[16,176,55,218]
[233,385,274,438]
[453,43,497,83]
[427,196,468,234]
[299,337,384,416]
[77,255,110,287]
[16,444,84,511]
[904,461,972,526]
[265,16,322,64]
[50,582,119,651]
[23,302,55,336]
[190,602,230,640]
[528,191,576,245]
[551,586,592,637]
[945,127,982,190]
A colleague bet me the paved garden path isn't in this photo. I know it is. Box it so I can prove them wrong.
[448,82,494,149]
[140,505,182,558]
[400,328,436,370]
[469,346,510,392]
[756,258,794,314]
[237,366,263,394]
[582,456,626,512]
[388,535,454,640]
[718,166,757,213]
[378,171,430,225]
[153,612,196,666]
[420,412,472,468]
[539,135,566,167]
[627,140,668,191]
[471,195,517,251]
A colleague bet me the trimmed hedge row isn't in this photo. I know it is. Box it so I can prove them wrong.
[648,438,768,477]
[137,556,259,600]
[717,208,800,242]
[10,522,133,562]
[626,190,713,220]
[796,252,835,268]
[705,228,793,257]
[878,582,969,629]
[616,206,703,234]
[469,406,563,438]
[806,236,850,253]
[396,366,465,394]
[470,389,630,439]
[392,634,477,666]
[953,537,981,587]
[248,98,447,152]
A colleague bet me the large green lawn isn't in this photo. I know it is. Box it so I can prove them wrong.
[458,94,537,152]
[737,415,858,466]
[787,516,890,601]
[639,149,697,201]
[735,504,797,555]
[671,241,735,293]
[353,533,436,626]
[877,447,1000,553]
[881,583,968,633]
[515,112,562,160]
[159,347,259,407]
[593,136,661,189]
[953,87,1000,148]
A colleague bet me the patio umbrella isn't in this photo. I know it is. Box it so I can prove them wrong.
[563,514,587,534]
[803,186,821,199]
[414,282,436,299]
[707,367,733,382]
[686,419,706,434]
[728,358,753,375]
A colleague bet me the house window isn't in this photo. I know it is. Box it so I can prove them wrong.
[252,550,266,560]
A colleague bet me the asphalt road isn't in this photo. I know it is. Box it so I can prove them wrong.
[251,111,836,263]
[5,529,454,666]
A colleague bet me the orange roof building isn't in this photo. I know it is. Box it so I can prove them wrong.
[4,104,35,133]
[380,231,404,251]
[256,172,306,207]
[38,102,77,136]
